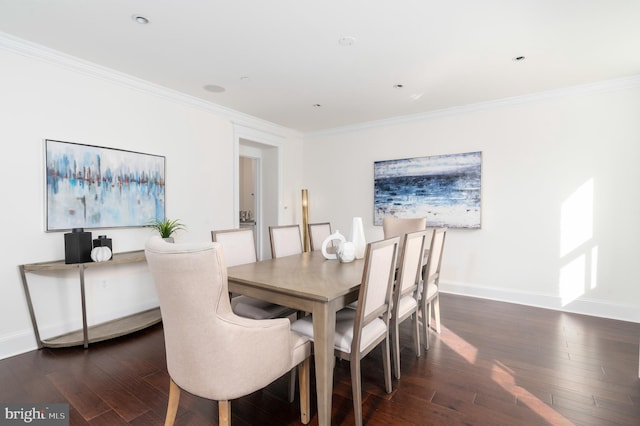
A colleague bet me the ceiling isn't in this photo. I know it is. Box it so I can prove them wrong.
[1,0,639,133]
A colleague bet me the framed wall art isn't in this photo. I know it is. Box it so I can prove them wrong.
[45,139,166,231]
[374,151,482,228]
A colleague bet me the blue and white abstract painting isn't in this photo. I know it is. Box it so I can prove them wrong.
[374,151,481,228]
[45,139,165,231]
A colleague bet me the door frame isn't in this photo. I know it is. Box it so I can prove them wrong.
[233,125,283,259]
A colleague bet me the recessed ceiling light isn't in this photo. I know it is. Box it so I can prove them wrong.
[512,55,526,62]
[338,36,356,46]
[203,84,226,93]
[132,15,149,25]
[312,104,322,108]
[240,76,250,81]
[393,84,404,89]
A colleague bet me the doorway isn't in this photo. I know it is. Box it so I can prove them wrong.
[236,131,281,260]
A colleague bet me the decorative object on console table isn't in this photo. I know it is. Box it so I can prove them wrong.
[146,218,185,242]
[91,246,112,262]
[92,235,113,261]
[64,228,92,264]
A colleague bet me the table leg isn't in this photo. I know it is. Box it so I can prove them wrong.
[79,265,89,349]
[312,302,336,426]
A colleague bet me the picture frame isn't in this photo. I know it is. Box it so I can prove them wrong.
[374,151,482,228]
[45,139,166,231]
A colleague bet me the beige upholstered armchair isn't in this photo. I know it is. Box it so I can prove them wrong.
[144,236,312,425]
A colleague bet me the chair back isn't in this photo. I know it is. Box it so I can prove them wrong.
[393,230,429,315]
[424,227,447,288]
[352,237,399,353]
[308,222,332,251]
[211,228,257,266]
[145,236,294,400]
[269,225,303,258]
[145,237,234,394]
[382,217,426,259]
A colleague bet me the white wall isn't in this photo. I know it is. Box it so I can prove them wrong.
[0,40,303,359]
[303,78,640,323]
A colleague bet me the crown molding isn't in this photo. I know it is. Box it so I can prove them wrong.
[0,31,300,138]
[306,74,640,138]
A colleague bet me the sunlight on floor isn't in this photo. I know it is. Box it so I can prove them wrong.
[440,326,574,425]
[491,362,575,426]
[438,326,478,364]
[559,178,597,306]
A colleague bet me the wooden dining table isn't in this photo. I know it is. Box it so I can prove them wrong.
[226,250,365,426]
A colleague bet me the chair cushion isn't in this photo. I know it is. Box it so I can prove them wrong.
[397,295,418,318]
[291,309,388,354]
[233,295,295,319]
[424,284,439,300]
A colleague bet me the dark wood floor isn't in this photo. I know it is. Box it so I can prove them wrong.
[1,294,639,425]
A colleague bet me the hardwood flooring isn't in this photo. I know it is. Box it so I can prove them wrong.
[1,294,638,425]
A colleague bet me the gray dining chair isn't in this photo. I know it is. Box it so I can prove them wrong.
[390,229,429,379]
[291,236,400,426]
[144,236,312,426]
[211,228,296,320]
[422,227,447,349]
[308,222,332,251]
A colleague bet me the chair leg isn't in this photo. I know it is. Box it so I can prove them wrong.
[218,400,231,426]
[288,367,297,403]
[298,358,311,424]
[382,336,393,394]
[164,378,181,426]
[350,354,363,426]
[422,301,431,350]
[391,321,401,380]
[412,312,421,358]
[432,294,441,333]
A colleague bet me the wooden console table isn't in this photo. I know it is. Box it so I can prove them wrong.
[19,250,161,349]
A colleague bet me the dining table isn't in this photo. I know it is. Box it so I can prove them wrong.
[226,250,365,426]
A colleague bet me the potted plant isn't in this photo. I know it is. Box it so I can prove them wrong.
[147,218,185,242]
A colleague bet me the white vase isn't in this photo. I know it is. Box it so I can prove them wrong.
[351,217,366,259]
[91,246,112,262]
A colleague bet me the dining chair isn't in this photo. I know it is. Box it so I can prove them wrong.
[390,229,429,379]
[421,227,447,350]
[211,228,296,320]
[269,224,303,258]
[291,236,400,426]
[144,236,312,426]
[308,222,332,251]
[382,216,427,261]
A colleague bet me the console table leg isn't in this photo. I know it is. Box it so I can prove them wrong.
[19,265,43,349]
[79,265,89,349]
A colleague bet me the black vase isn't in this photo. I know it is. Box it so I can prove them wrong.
[64,228,93,264]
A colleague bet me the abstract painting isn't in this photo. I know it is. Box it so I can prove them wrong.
[374,151,481,228]
[45,139,165,231]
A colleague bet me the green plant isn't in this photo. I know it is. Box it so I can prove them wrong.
[147,218,185,238]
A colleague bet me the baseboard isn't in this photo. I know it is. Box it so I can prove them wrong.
[440,280,640,324]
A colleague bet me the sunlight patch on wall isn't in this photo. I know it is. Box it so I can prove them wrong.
[559,254,586,305]
[560,179,593,257]
[558,178,597,306]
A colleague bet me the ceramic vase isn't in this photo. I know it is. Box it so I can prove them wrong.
[351,217,366,259]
